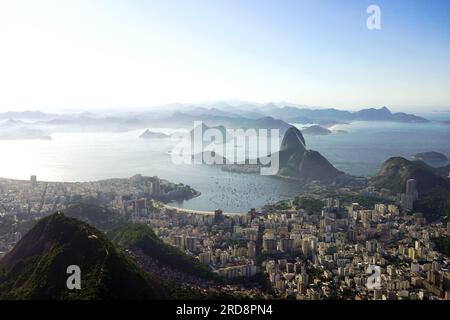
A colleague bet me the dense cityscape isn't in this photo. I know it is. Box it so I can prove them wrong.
[1,173,449,300]
[0,175,198,256]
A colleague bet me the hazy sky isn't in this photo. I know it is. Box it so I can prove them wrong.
[0,0,449,112]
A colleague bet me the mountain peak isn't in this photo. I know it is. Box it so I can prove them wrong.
[276,126,344,181]
[0,213,167,300]
[280,126,306,152]
[371,157,450,194]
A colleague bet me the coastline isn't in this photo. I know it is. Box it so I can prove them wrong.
[163,204,246,216]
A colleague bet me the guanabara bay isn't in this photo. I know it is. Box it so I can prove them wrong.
[1,0,450,308]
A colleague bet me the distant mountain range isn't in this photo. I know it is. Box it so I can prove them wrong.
[0,110,56,121]
[0,119,52,140]
[0,104,431,139]
[180,104,429,124]
[165,111,292,134]
[146,104,429,128]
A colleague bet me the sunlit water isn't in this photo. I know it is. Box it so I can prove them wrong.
[0,121,448,212]
[0,129,303,213]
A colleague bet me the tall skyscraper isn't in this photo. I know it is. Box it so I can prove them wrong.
[144,181,153,195]
[406,179,418,199]
[152,177,161,194]
[247,241,256,261]
[185,236,198,253]
[214,209,224,223]
[403,179,419,211]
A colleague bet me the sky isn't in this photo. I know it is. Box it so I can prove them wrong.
[0,0,449,113]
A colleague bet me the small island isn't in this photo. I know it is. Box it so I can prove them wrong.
[301,125,332,136]
[139,129,171,139]
[333,129,348,134]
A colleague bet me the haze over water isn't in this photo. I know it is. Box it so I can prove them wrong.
[0,121,449,212]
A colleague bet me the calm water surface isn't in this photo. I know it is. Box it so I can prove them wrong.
[0,121,448,212]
